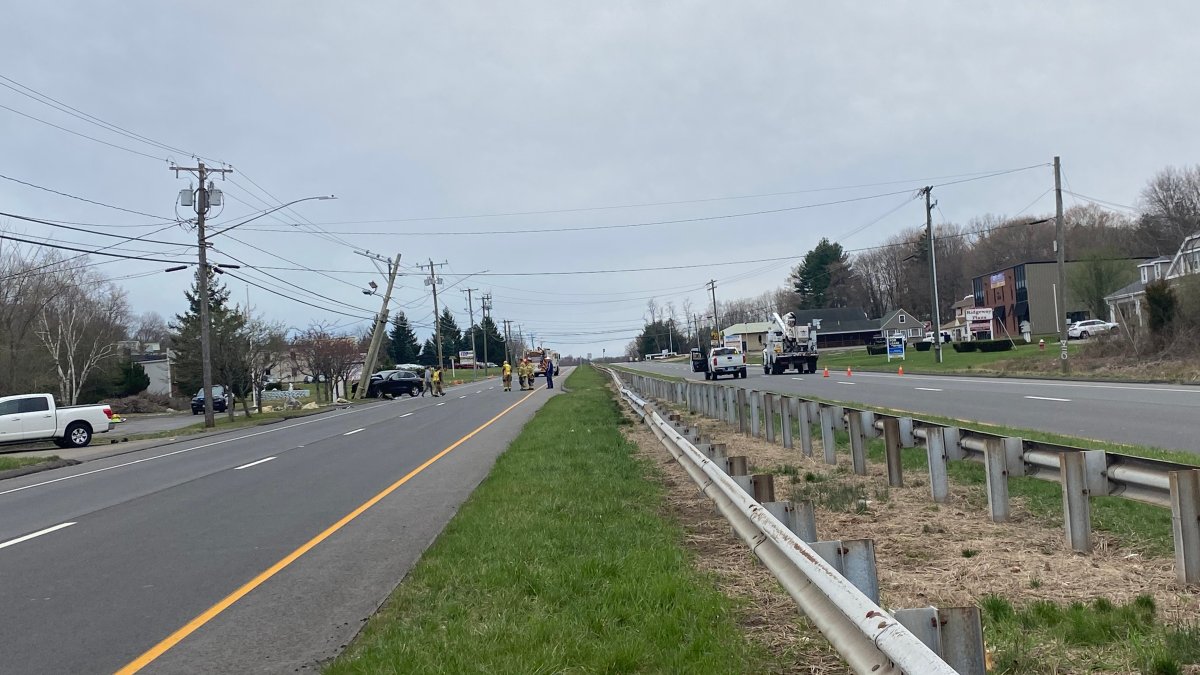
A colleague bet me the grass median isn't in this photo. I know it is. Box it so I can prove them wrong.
[326,366,768,674]
[0,455,58,472]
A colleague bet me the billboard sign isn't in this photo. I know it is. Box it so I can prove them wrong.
[723,335,743,351]
[458,350,475,365]
[964,307,994,322]
[989,273,1006,289]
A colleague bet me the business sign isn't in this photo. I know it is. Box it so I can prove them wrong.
[989,273,1006,289]
[458,350,475,365]
[886,333,906,362]
[723,335,743,351]
[964,307,994,322]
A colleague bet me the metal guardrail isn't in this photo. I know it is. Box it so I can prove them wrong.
[615,368,1200,586]
[604,369,964,675]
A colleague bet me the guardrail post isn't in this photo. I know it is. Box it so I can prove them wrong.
[736,389,748,435]
[797,398,814,458]
[811,539,880,604]
[781,395,793,449]
[983,437,1011,522]
[819,405,837,465]
[706,442,728,471]
[1170,469,1200,585]
[847,410,867,476]
[899,417,915,448]
[883,417,904,487]
[924,426,950,503]
[750,391,761,438]
[764,394,777,443]
[728,456,751,494]
[751,474,775,503]
[1004,436,1026,477]
[860,411,877,438]
[943,427,964,461]
[763,500,818,542]
[895,607,987,675]
[1060,451,1093,553]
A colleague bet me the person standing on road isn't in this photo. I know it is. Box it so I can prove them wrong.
[432,366,444,397]
[544,356,554,389]
[421,366,432,397]
[502,360,513,392]
[517,359,528,390]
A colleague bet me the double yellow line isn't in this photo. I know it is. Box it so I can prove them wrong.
[116,386,543,674]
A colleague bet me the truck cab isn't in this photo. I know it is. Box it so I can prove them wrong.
[706,347,747,380]
[0,393,114,448]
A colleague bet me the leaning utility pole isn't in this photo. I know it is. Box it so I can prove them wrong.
[462,288,479,374]
[425,260,447,368]
[923,186,944,364]
[480,293,493,376]
[707,279,719,342]
[354,252,401,399]
[172,161,232,429]
[1054,156,1069,374]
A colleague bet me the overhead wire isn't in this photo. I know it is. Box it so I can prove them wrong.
[0,171,174,220]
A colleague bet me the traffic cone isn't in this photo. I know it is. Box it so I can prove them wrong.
[846,366,853,377]
[898,366,904,376]
[823,367,830,378]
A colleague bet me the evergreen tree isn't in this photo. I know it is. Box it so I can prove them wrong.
[789,238,851,309]
[114,356,150,397]
[437,308,462,365]
[168,267,243,397]
[417,338,438,366]
[468,316,506,366]
[387,312,421,365]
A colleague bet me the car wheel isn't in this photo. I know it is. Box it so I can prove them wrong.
[65,422,92,448]
[408,387,419,397]
[1081,331,1090,339]
[740,368,747,379]
[192,409,200,415]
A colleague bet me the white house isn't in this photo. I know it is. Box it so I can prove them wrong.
[1105,233,1200,326]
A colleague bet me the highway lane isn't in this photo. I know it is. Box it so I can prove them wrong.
[621,361,1200,453]
[0,376,557,674]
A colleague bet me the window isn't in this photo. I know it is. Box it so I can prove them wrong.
[17,397,49,413]
[0,400,18,415]
[898,314,906,324]
[1141,267,1149,283]
[910,328,920,337]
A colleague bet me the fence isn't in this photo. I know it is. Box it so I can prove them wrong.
[616,369,1200,586]
[605,368,981,675]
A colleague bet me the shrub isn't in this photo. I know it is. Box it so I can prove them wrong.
[105,393,172,414]
[865,345,887,355]
[952,341,978,352]
[913,341,932,352]
[975,339,1015,353]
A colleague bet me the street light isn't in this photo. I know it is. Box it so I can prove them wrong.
[203,195,337,240]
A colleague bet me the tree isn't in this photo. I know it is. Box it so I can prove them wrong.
[0,245,65,397]
[386,312,421,365]
[436,308,462,366]
[467,316,505,367]
[114,356,150,397]
[417,337,438,366]
[130,311,170,345]
[37,275,129,405]
[169,267,241,398]
[790,239,850,309]
[1138,166,1200,255]
[1144,280,1177,336]
[1068,250,1138,321]
[289,322,361,400]
[635,320,687,357]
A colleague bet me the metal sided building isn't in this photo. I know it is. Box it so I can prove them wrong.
[971,261,1092,338]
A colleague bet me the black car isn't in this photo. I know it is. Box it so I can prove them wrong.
[366,370,424,398]
[192,385,229,414]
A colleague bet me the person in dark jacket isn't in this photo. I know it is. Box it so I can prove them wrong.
[544,357,554,389]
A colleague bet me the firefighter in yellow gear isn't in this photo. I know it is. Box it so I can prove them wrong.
[518,359,532,390]
[502,361,513,391]
[432,366,444,397]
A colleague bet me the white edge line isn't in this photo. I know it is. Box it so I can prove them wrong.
[233,457,276,471]
[343,428,365,436]
[400,412,414,418]
[0,402,391,497]
[436,402,446,406]
[914,387,944,392]
[459,395,467,399]
[837,381,856,385]
[1024,395,1072,402]
[0,522,76,550]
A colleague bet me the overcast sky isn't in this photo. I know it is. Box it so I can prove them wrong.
[2,2,1198,358]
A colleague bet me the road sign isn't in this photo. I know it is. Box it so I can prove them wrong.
[886,334,906,362]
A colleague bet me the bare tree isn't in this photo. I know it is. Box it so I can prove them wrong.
[289,322,361,400]
[130,311,170,345]
[37,278,129,405]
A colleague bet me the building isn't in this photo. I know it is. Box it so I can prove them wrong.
[878,309,923,342]
[971,260,1100,338]
[721,321,773,354]
[1105,233,1200,326]
[791,308,880,348]
[941,296,976,341]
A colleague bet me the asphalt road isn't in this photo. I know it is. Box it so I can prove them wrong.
[0,374,563,674]
[621,361,1200,453]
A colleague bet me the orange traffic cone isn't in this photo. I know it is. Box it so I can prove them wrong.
[822,367,830,378]
[846,366,853,377]
[898,366,904,376]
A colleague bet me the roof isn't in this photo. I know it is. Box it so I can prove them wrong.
[1105,278,1147,301]
[1141,256,1173,265]
[722,321,773,336]
[791,307,879,334]
[951,296,975,310]
[879,309,918,326]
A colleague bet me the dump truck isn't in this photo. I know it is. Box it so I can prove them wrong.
[762,312,821,375]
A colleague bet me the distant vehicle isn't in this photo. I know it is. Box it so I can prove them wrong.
[1068,319,1118,339]
[0,393,114,448]
[192,386,230,415]
[690,347,708,373]
[706,347,747,380]
[762,312,820,375]
[922,331,954,343]
[370,370,424,398]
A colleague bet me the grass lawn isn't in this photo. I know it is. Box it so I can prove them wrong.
[0,455,58,472]
[819,339,1083,376]
[326,366,769,674]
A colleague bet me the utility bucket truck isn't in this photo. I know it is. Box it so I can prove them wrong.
[762,312,820,375]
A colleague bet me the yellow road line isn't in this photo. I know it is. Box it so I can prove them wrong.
[115,386,544,674]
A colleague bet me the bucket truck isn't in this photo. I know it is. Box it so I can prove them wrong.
[762,312,821,375]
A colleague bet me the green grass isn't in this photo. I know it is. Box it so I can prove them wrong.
[818,338,1083,376]
[981,594,1200,673]
[326,366,770,674]
[0,455,59,472]
[121,407,332,441]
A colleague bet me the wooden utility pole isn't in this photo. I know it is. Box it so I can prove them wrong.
[462,288,479,373]
[481,293,493,376]
[1055,156,1069,374]
[354,252,401,399]
[707,279,719,343]
[172,161,232,428]
[502,318,513,365]
[426,260,447,368]
[923,186,944,364]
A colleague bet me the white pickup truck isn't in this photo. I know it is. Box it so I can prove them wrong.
[0,394,115,448]
[704,347,747,380]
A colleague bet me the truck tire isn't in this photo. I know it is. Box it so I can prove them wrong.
[739,368,747,379]
[64,421,92,448]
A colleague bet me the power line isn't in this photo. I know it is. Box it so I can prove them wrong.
[0,171,173,219]
[0,102,169,162]
[222,271,373,321]
[0,210,192,247]
[0,231,195,264]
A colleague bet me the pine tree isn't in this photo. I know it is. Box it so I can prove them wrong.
[387,312,421,365]
[437,308,462,365]
[168,267,243,398]
[469,316,506,366]
[418,338,438,366]
[115,356,150,397]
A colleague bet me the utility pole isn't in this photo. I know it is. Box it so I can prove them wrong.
[462,288,479,374]
[480,294,493,376]
[425,260,447,368]
[707,279,720,343]
[1054,156,1069,374]
[172,161,232,429]
[922,187,944,364]
[694,313,702,349]
[354,252,401,399]
[502,319,513,365]
[667,318,674,353]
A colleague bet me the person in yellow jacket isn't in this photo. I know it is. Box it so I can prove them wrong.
[502,360,513,391]
[518,359,532,390]
[432,366,444,397]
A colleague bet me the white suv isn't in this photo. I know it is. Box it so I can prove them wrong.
[1068,319,1117,339]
